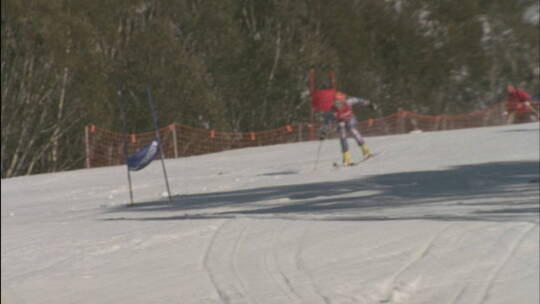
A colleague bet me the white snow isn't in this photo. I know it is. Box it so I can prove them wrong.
[2,122,539,304]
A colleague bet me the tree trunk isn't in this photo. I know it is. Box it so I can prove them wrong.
[51,67,69,171]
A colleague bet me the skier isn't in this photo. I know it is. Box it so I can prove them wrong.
[504,84,538,124]
[318,91,376,166]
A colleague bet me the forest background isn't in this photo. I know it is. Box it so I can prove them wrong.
[2,0,539,178]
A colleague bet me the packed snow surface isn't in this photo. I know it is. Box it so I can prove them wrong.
[2,122,539,304]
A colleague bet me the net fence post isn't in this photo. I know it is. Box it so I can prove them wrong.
[85,125,91,169]
[171,123,179,159]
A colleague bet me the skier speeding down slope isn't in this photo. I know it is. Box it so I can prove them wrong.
[318,91,376,166]
[504,83,538,124]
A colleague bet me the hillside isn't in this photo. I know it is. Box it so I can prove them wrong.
[1,122,539,304]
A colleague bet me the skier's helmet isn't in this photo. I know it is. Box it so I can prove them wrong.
[335,91,346,101]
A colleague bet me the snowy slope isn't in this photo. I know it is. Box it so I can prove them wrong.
[2,122,539,304]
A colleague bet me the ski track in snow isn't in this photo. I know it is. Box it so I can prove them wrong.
[202,219,321,304]
[474,223,538,304]
[276,222,321,303]
[201,219,230,303]
[377,223,455,304]
[445,223,496,304]
[231,222,258,304]
[293,223,331,304]
[202,219,259,304]
[265,221,301,302]
[450,285,470,304]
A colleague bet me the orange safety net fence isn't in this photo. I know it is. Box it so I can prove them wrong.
[85,101,539,168]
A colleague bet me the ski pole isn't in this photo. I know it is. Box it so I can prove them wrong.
[313,139,324,171]
[527,103,539,117]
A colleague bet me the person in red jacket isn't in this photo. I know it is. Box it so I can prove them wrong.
[319,91,376,166]
[505,84,538,124]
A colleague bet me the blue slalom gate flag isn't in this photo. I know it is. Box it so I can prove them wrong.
[127,139,160,171]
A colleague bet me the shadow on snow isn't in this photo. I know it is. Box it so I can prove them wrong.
[103,160,539,223]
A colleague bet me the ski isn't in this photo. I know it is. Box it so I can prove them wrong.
[333,162,359,168]
[332,151,382,168]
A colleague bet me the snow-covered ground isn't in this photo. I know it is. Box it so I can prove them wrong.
[2,122,539,304]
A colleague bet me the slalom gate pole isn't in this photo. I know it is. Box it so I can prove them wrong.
[146,88,172,201]
[116,87,134,205]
